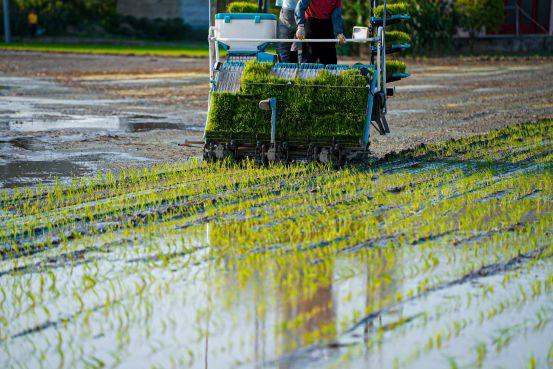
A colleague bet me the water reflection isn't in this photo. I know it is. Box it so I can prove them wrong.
[1,222,405,369]
[199,223,404,369]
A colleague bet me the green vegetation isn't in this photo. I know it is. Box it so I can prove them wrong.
[206,61,371,140]
[407,0,457,55]
[455,0,504,52]
[5,0,116,36]
[455,0,504,38]
[342,0,456,55]
[373,2,410,17]
[386,59,407,74]
[227,1,259,13]
[386,30,411,45]
[374,3,410,78]
[0,120,551,368]
[0,41,209,57]
[2,0,202,40]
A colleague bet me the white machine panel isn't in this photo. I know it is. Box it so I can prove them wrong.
[215,13,277,51]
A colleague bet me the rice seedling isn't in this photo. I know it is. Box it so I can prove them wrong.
[0,119,551,369]
[227,1,259,13]
[206,61,370,140]
[385,30,411,45]
[386,59,407,75]
[373,2,410,17]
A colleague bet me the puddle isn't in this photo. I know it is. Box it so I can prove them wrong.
[0,160,88,188]
[80,77,208,86]
[8,117,121,132]
[5,115,194,133]
[2,119,552,368]
[0,151,152,189]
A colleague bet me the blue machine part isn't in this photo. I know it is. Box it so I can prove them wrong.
[257,42,273,52]
[370,14,411,26]
[271,63,298,80]
[324,64,351,75]
[371,43,411,54]
[257,52,278,63]
[215,13,278,22]
[351,63,376,70]
[217,41,231,51]
[225,51,275,63]
[363,74,378,148]
[298,63,325,79]
[215,61,246,92]
[387,72,411,83]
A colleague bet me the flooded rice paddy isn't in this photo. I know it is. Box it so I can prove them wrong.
[2,54,553,190]
[1,119,552,369]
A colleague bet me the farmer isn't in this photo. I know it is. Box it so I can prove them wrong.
[28,9,39,38]
[295,0,345,65]
[276,0,299,63]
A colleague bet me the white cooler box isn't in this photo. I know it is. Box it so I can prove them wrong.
[215,13,277,52]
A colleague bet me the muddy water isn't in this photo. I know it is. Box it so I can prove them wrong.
[0,75,207,188]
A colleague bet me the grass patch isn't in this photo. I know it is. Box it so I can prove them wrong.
[0,41,209,58]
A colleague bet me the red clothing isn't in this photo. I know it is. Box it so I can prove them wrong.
[305,0,341,20]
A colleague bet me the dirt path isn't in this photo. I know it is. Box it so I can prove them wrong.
[1,51,552,187]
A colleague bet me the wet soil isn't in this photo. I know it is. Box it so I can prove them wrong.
[0,50,552,188]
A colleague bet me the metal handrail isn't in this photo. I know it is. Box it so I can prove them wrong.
[212,37,375,43]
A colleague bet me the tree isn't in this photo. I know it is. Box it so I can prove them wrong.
[455,0,504,49]
[408,0,457,55]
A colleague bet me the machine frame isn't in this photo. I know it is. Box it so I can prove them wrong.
[198,0,407,164]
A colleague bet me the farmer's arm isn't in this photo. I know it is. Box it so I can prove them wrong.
[295,0,311,26]
[332,2,344,37]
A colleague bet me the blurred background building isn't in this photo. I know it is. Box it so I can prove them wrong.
[117,0,209,28]
[499,0,551,35]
